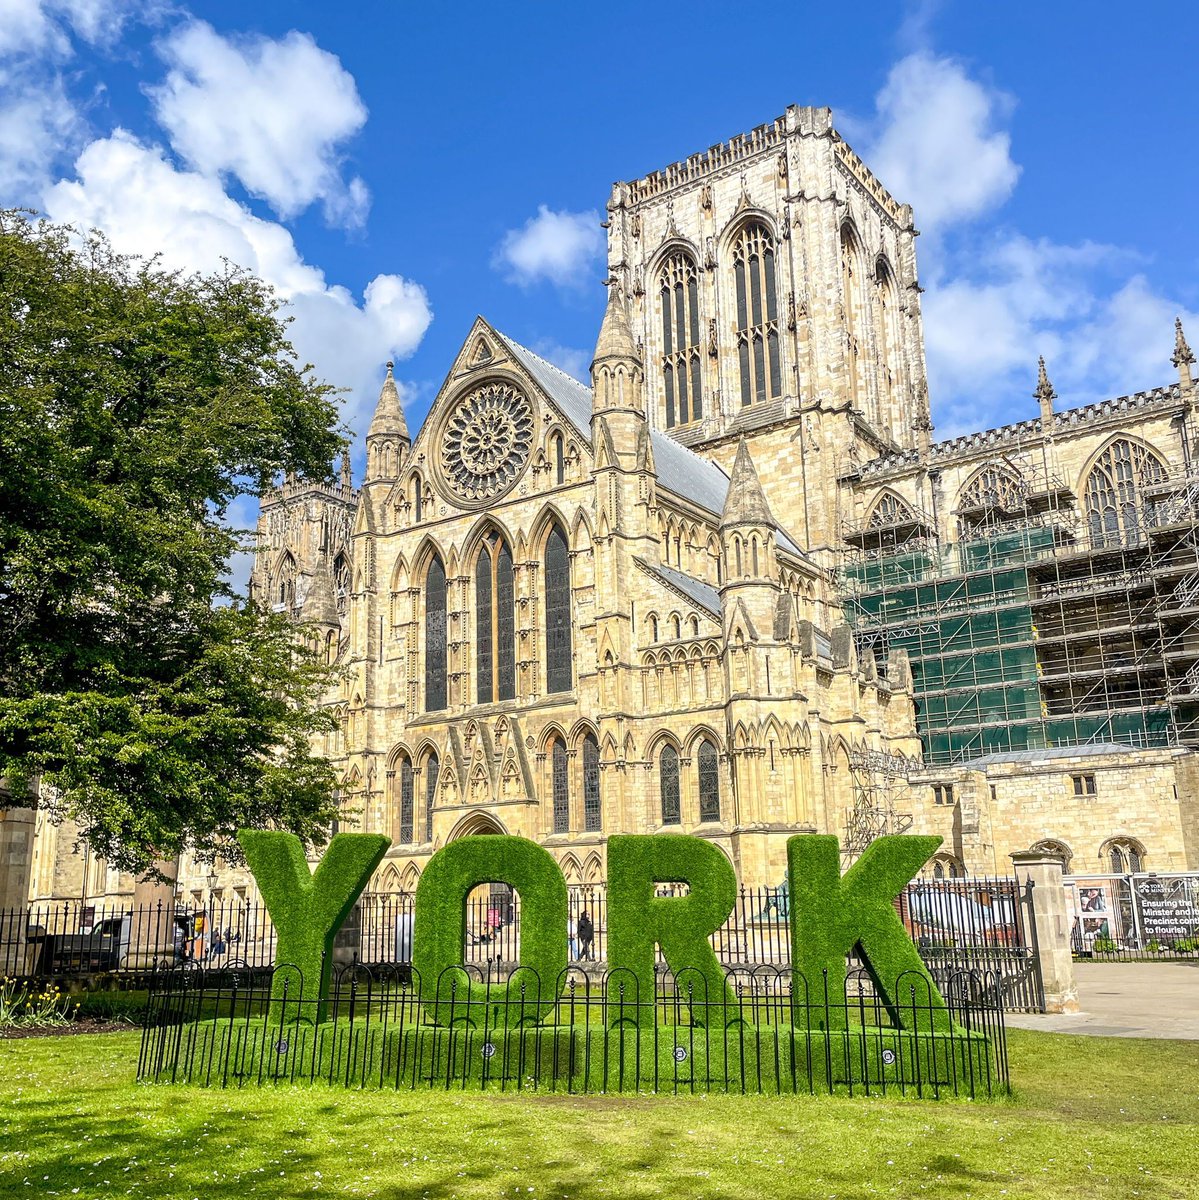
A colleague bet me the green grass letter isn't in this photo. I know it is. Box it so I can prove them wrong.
[787,834,951,1031]
[238,830,390,1022]
[606,834,737,1027]
[413,836,567,1027]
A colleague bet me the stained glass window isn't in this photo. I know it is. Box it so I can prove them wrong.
[733,223,781,407]
[425,752,439,840]
[551,739,569,834]
[697,739,720,822]
[476,534,515,704]
[398,757,414,844]
[660,744,681,825]
[583,733,601,832]
[554,435,565,485]
[425,555,447,711]
[545,525,572,693]
[659,252,703,428]
[1084,440,1168,548]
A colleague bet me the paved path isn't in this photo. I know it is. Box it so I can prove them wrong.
[1006,961,1199,1038]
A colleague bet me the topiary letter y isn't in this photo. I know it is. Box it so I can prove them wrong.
[238,830,390,1022]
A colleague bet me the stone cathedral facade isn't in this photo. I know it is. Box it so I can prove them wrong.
[5,105,1198,914]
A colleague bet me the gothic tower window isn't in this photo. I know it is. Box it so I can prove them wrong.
[697,738,720,822]
[732,223,781,407]
[1084,440,1168,548]
[840,224,869,418]
[332,552,350,616]
[545,523,573,693]
[425,554,447,711]
[1103,837,1144,874]
[551,737,569,834]
[552,433,565,485]
[659,251,703,427]
[660,744,681,824]
[424,751,439,840]
[874,257,902,431]
[582,732,601,832]
[475,532,516,704]
[276,552,297,609]
[411,475,423,523]
[397,755,414,844]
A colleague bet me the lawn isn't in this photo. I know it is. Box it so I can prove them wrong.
[0,1028,1196,1199]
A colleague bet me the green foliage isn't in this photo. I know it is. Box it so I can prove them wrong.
[412,836,567,1027]
[787,835,951,1031]
[1170,937,1198,953]
[239,830,389,1021]
[1092,936,1118,954]
[0,212,347,876]
[73,989,149,1025]
[606,835,737,1026]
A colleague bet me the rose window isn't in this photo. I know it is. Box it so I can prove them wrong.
[441,383,534,503]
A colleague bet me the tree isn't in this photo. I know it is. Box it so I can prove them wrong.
[0,211,348,877]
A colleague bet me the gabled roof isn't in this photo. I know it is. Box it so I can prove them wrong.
[496,331,804,557]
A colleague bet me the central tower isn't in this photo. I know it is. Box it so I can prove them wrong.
[606,105,930,553]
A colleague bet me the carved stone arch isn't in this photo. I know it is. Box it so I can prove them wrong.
[672,645,687,665]
[570,507,594,551]
[389,552,411,594]
[411,737,440,767]
[559,853,583,886]
[460,512,518,566]
[645,234,704,285]
[600,731,619,763]
[957,460,1026,515]
[528,502,573,557]
[446,811,508,840]
[718,207,779,255]
[827,734,852,772]
[582,852,604,885]
[685,724,724,757]
[400,863,421,892]
[568,718,599,750]
[732,721,751,752]
[798,722,812,752]
[622,732,637,762]
[386,740,416,772]
[1099,834,1147,873]
[1029,838,1073,874]
[688,642,703,660]
[537,721,570,755]
[470,333,493,365]
[866,488,916,528]
[377,863,402,894]
[762,713,790,751]
[411,534,451,580]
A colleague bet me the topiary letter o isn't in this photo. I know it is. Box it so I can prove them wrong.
[412,835,567,1027]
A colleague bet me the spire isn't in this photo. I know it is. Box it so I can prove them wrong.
[591,283,640,372]
[368,361,409,443]
[1173,317,1195,401]
[1035,355,1056,426]
[720,439,777,529]
[340,448,352,490]
[301,558,340,629]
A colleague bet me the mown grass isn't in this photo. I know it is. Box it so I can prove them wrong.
[0,1028,1196,1199]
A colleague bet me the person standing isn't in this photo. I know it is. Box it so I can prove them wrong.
[577,909,594,962]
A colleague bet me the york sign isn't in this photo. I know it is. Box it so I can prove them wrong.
[238,829,950,1029]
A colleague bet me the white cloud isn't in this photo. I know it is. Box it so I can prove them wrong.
[149,20,369,226]
[0,0,145,58]
[495,205,602,288]
[0,67,81,197]
[857,52,1019,233]
[45,131,431,432]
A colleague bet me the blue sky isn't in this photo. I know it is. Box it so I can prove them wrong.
[3,0,1197,582]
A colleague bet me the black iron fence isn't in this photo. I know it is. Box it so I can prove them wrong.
[2,876,1044,1011]
[138,962,1009,1099]
[1067,873,1199,961]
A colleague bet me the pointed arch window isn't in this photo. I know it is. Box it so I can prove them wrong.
[582,733,601,832]
[411,476,423,523]
[697,739,720,822]
[840,225,869,416]
[732,223,781,407]
[660,744,681,825]
[545,524,573,693]
[553,434,565,485]
[425,555,447,711]
[874,257,902,421]
[960,466,1026,517]
[424,751,439,840]
[1084,440,1167,548]
[551,738,569,834]
[398,756,414,844]
[277,553,297,609]
[1105,837,1143,874]
[332,552,350,616]
[476,532,515,704]
[659,251,703,427]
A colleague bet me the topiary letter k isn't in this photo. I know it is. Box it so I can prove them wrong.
[238,830,390,1023]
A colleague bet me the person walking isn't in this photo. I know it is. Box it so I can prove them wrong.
[577,909,594,962]
[567,913,578,962]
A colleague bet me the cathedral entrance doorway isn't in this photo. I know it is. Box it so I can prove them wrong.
[447,812,515,951]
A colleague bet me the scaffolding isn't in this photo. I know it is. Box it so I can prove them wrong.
[843,748,914,858]
[838,458,1199,767]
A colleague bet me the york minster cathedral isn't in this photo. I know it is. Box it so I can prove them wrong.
[6,104,1197,911]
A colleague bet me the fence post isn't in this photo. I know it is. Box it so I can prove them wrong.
[1010,850,1078,1014]
[126,860,179,971]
